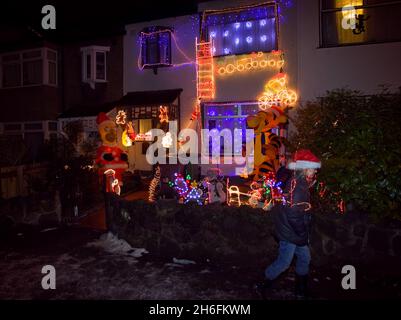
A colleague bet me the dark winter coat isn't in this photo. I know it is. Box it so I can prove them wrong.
[271,175,312,246]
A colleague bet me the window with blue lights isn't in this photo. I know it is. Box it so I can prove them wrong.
[204,102,262,156]
[202,3,278,56]
[204,102,284,156]
[140,26,172,70]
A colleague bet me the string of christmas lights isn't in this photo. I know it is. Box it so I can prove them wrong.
[148,166,161,202]
[173,173,189,197]
[184,186,204,205]
[115,110,127,125]
[216,51,284,76]
[138,29,195,70]
[257,72,298,111]
[227,172,286,210]
[168,172,210,205]
[196,39,215,100]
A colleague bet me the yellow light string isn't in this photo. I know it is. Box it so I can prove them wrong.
[257,72,298,111]
[148,166,161,202]
[216,51,285,76]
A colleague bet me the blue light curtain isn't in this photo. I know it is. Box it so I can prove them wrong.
[203,5,277,56]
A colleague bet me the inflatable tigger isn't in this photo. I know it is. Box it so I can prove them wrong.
[246,107,287,181]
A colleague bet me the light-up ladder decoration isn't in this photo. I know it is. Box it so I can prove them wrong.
[196,38,215,101]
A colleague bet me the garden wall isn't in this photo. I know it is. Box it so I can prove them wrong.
[105,194,401,267]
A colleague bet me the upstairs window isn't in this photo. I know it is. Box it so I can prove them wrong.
[202,3,278,56]
[320,0,401,47]
[81,46,109,84]
[0,48,57,88]
[140,26,172,70]
[22,50,43,86]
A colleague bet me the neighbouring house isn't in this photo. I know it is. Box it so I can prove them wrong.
[0,26,126,158]
[0,39,61,162]
[0,25,125,199]
[58,33,125,141]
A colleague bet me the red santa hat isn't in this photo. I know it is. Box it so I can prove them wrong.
[96,112,112,125]
[288,149,321,170]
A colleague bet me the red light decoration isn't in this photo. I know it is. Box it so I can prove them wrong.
[115,110,127,125]
[196,39,215,100]
[159,105,169,123]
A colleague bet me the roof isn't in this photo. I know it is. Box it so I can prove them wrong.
[119,89,183,107]
[59,88,183,118]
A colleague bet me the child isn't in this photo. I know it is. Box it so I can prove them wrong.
[256,149,321,299]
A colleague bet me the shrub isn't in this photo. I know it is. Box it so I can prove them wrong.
[288,89,401,220]
[45,122,101,214]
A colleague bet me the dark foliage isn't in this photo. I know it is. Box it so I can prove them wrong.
[288,89,401,220]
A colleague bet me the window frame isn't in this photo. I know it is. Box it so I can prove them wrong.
[0,47,58,89]
[202,101,264,157]
[140,26,173,69]
[80,46,110,83]
[202,101,287,158]
[319,0,401,48]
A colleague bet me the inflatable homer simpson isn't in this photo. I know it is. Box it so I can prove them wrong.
[95,112,128,189]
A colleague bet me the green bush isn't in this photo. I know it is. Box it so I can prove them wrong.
[288,89,401,220]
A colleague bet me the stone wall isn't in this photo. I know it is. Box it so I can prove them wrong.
[105,194,401,267]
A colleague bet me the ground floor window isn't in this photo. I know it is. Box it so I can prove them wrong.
[203,101,283,156]
[127,104,179,142]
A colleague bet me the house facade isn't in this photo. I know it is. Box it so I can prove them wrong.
[123,0,401,173]
[0,40,61,162]
[1,0,400,172]
[58,33,125,145]
[0,30,125,162]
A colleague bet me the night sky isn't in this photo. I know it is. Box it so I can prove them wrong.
[0,0,205,45]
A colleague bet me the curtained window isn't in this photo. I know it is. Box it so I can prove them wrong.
[321,0,401,46]
[140,26,172,68]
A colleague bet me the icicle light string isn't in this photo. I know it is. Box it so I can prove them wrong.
[148,166,161,202]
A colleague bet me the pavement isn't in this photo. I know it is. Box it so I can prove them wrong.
[0,221,400,300]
